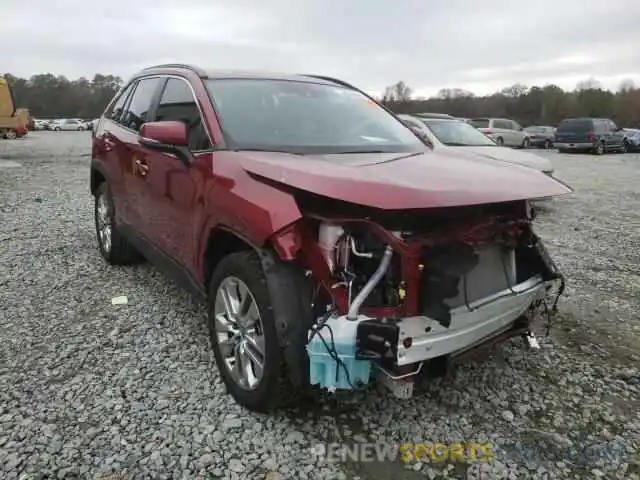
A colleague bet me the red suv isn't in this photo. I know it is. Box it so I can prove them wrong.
[91,64,571,412]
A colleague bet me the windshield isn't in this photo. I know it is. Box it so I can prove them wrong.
[421,119,496,146]
[204,78,425,154]
[470,119,490,128]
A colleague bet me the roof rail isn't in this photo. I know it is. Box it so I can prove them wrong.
[300,74,358,90]
[142,63,207,77]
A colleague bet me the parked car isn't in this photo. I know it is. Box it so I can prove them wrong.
[523,126,555,149]
[398,114,554,175]
[52,118,88,131]
[91,64,570,412]
[414,112,456,120]
[470,118,527,148]
[554,118,627,155]
[622,128,640,152]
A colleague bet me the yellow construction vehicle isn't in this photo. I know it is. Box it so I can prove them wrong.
[0,76,29,139]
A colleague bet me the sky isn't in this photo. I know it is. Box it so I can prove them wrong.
[4,0,640,98]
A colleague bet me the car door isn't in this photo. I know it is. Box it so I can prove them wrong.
[492,119,510,145]
[608,120,624,148]
[510,120,525,146]
[136,76,213,271]
[95,81,137,225]
[597,120,613,149]
[109,76,164,236]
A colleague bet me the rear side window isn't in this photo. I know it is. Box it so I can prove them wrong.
[154,78,212,151]
[106,83,135,124]
[121,77,162,132]
[557,119,593,132]
[493,119,511,129]
[470,119,489,128]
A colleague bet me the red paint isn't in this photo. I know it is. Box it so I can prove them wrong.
[92,65,571,317]
[140,121,188,145]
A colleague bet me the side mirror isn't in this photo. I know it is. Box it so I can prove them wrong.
[139,121,194,167]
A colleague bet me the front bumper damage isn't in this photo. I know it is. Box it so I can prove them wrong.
[274,204,566,399]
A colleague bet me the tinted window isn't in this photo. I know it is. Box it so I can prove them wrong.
[493,119,512,129]
[155,78,211,151]
[608,120,618,130]
[511,121,522,130]
[107,83,135,124]
[557,119,593,132]
[204,79,425,155]
[121,77,162,132]
[470,119,490,128]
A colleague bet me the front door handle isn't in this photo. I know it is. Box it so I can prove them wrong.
[135,159,149,176]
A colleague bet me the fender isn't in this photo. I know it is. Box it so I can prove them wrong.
[90,158,110,195]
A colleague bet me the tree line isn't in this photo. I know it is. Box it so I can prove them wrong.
[2,72,640,128]
[380,78,640,128]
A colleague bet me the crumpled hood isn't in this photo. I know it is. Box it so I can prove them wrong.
[238,150,571,210]
[453,146,554,173]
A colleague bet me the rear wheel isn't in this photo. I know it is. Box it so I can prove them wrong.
[94,182,143,265]
[544,139,552,149]
[208,251,305,412]
[5,130,17,140]
[495,137,504,146]
[593,141,605,155]
[54,127,61,131]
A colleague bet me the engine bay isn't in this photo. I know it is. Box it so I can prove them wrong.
[296,198,565,397]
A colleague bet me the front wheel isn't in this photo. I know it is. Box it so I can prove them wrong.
[544,139,552,149]
[5,130,17,140]
[54,127,61,131]
[522,137,530,148]
[208,251,304,412]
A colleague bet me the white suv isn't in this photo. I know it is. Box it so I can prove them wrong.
[470,118,527,148]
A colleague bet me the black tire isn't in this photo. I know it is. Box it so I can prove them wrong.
[207,251,306,413]
[522,137,530,149]
[593,141,605,156]
[620,141,628,153]
[94,182,142,265]
[496,137,504,146]
[54,127,61,131]
[544,139,552,149]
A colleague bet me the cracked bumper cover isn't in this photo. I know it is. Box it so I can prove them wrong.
[356,276,551,367]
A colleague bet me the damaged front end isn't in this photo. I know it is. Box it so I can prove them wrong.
[270,195,565,399]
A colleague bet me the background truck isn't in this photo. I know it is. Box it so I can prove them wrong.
[0,76,29,139]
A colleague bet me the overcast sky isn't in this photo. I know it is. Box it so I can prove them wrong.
[4,0,639,97]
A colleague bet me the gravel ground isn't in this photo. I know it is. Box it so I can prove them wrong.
[1,131,639,480]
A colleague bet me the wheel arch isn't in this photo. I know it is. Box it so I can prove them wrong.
[202,224,314,389]
[90,159,109,195]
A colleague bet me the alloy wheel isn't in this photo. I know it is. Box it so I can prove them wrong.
[213,276,266,390]
[96,193,112,253]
